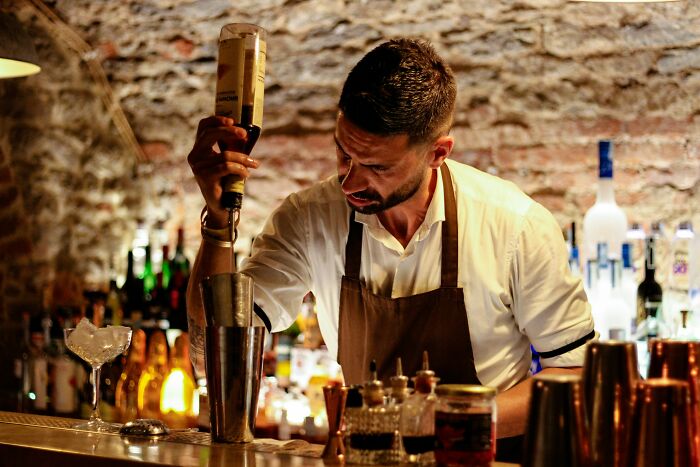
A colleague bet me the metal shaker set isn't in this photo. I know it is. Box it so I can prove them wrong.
[523,340,700,467]
[200,272,265,443]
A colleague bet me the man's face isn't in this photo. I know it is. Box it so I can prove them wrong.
[335,113,431,215]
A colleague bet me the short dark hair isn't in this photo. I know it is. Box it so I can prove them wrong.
[338,38,456,145]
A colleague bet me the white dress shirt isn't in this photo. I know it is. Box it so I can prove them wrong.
[241,159,594,391]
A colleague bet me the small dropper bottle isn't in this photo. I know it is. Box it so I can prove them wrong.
[390,358,410,405]
[400,351,439,464]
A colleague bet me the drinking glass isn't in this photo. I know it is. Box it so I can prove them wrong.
[64,319,132,432]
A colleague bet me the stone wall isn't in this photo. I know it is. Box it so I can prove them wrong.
[1,0,699,319]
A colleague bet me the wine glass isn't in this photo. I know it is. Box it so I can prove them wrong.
[64,318,132,432]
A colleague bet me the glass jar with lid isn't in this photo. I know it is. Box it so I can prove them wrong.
[434,384,497,467]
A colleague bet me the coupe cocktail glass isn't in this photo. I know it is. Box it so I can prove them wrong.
[64,318,132,432]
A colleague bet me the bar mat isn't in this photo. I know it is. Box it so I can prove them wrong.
[0,411,322,457]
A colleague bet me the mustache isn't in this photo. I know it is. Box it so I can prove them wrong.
[337,176,381,201]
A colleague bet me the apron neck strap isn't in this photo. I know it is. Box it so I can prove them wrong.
[440,163,459,288]
[345,210,363,279]
[344,163,459,286]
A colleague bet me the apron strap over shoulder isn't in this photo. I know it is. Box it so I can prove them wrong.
[440,163,459,288]
[344,210,363,279]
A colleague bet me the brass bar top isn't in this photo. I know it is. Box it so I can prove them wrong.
[0,411,518,466]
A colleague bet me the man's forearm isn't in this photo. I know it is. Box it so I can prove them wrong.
[495,367,582,438]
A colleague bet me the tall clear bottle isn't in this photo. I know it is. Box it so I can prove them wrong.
[583,140,628,284]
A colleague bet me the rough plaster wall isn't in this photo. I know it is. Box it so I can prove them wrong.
[1,0,700,317]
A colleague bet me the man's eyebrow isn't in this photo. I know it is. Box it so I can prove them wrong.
[333,135,349,156]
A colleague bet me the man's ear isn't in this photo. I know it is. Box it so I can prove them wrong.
[427,135,454,169]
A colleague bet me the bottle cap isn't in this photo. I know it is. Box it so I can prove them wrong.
[598,140,613,179]
[413,351,439,394]
[389,358,409,403]
[363,360,385,407]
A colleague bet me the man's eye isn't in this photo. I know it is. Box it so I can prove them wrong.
[370,165,387,172]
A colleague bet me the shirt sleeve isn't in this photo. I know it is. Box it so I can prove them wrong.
[509,202,595,368]
[240,193,312,332]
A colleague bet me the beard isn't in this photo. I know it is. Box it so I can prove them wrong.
[339,166,428,215]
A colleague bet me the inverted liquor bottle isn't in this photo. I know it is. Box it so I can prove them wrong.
[215,23,267,210]
[583,140,628,281]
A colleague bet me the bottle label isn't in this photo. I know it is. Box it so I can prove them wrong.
[216,37,265,128]
[671,251,690,290]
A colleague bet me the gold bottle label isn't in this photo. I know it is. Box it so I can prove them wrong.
[215,37,265,128]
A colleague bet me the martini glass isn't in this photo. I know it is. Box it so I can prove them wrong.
[64,318,132,432]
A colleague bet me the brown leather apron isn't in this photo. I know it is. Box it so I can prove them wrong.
[336,163,523,463]
[337,163,480,386]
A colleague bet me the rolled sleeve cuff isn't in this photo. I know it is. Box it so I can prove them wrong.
[539,330,599,368]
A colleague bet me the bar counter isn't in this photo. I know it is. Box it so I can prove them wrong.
[0,411,518,466]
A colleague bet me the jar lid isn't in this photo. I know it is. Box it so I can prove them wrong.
[436,384,496,397]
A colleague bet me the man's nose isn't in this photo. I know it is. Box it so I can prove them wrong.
[339,162,367,195]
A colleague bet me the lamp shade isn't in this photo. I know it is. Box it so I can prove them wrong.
[0,12,41,79]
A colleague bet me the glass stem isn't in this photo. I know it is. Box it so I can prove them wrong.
[90,365,102,422]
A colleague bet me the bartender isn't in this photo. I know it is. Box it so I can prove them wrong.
[186,38,595,462]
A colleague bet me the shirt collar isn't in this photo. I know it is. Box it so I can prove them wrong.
[354,166,446,244]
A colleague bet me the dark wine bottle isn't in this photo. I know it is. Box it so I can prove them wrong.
[637,237,663,338]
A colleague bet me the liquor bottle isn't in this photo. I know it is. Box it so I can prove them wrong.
[400,352,439,464]
[621,244,639,335]
[142,245,156,301]
[106,279,123,326]
[137,330,169,419]
[606,258,632,340]
[29,315,49,413]
[637,237,663,339]
[627,223,647,284]
[650,221,670,288]
[115,328,146,423]
[344,360,400,465]
[568,222,580,276]
[51,315,77,416]
[100,351,124,422]
[216,23,267,210]
[14,312,32,412]
[123,250,145,326]
[160,244,171,291]
[172,227,190,277]
[168,230,190,331]
[690,227,700,331]
[160,333,197,429]
[588,242,611,338]
[583,140,628,279]
[664,221,693,336]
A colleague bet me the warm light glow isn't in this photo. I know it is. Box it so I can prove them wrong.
[160,368,195,415]
[0,58,40,79]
